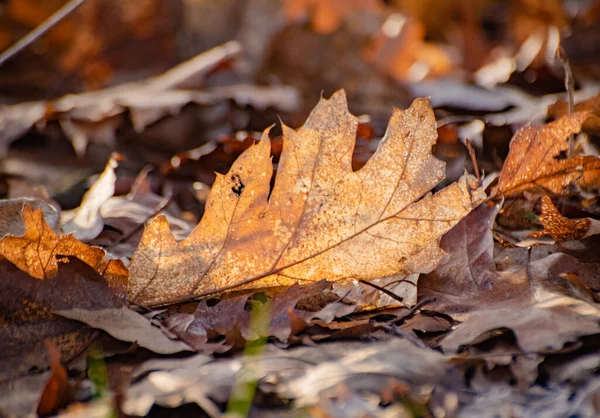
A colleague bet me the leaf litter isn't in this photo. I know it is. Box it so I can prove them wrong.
[2,2,600,415]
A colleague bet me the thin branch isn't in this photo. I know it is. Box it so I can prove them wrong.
[465,138,481,181]
[0,0,86,67]
[556,46,575,156]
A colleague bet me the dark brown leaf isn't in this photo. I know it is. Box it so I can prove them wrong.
[0,257,121,380]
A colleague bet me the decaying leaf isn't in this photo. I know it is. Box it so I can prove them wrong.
[496,111,600,197]
[530,195,600,242]
[419,200,595,315]
[418,203,501,305]
[129,90,485,305]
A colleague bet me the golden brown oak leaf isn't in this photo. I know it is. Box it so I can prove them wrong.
[496,111,600,197]
[0,205,128,292]
[129,90,485,306]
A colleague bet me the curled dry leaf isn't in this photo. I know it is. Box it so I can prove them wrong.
[530,195,600,242]
[129,90,485,306]
[61,153,121,242]
[496,111,600,197]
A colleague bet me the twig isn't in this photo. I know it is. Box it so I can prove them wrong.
[556,46,575,156]
[358,278,417,303]
[0,0,86,67]
[464,138,481,181]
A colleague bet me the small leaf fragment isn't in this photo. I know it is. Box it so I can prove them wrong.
[530,195,600,242]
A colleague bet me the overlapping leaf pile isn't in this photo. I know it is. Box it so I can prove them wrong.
[2,61,600,418]
[0,89,490,415]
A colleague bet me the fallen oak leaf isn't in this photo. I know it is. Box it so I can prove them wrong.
[0,204,128,293]
[129,90,485,306]
[496,111,600,197]
[0,205,105,280]
[0,197,59,240]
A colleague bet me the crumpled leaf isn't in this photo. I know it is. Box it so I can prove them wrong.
[496,111,600,197]
[129,90,485,306]
[0,204,128,293]
[165,281,356,351]
[530,195,600,242]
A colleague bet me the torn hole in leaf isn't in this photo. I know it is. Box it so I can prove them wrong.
[230,174,245,196]
[553,150,568,160]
